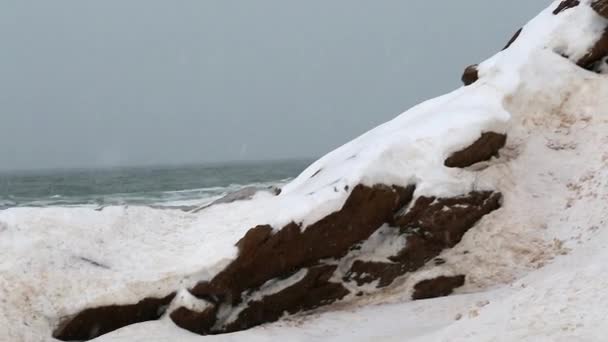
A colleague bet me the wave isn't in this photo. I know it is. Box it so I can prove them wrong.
[0,179,291,210]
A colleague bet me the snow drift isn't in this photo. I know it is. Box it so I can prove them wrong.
[3,0,608,341]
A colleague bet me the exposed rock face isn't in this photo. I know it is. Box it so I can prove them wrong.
[553,0,608,72]
[576,28,608,71]
[412,275,466,300]
[176,184,415,333]
[222,265,349,333]
[444,133,507,168]
[461,64,479,86]
[53,293,176,341]
[189,184,415,303]
[53,183,502,340]
[592,0,608,18]
[345,191,502,288]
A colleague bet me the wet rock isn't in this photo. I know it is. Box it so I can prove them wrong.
[394,191,502,247]
[347,259,407,288]
[58,187,499,339]
[461,64,479,86]
[53,293,176,341]
[412,275,466,300]
[168,184,416,334]
[444,132,507,168]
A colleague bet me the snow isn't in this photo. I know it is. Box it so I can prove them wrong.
[3,0,608,341]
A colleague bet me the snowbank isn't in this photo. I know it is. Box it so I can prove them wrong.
[3,0,608,341]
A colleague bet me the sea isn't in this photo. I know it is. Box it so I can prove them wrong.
[0,159,312,210]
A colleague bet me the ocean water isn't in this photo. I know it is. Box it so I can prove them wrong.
[0,160,311,210]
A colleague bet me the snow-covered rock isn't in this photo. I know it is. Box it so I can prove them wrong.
[3,0,608,341]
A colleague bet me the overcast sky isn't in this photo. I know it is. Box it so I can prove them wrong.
[0,1,547,171]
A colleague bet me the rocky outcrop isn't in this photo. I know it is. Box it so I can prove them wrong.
[344,191,501,288]
[175,184,415,333]
[576,28,608,71]
[53,181,502,340]
[222,265,349,333]
[461,65,479,86]
[174,189,500,335]
[445,133,507,168]
[189,184,415,303]
[53,293,176,341]
[592,0,608,17]
[552,0,608,72]
[412,275,466,300]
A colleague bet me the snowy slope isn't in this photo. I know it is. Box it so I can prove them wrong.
[3,0,608,341]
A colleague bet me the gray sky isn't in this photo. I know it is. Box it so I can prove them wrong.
[0,1,547,171]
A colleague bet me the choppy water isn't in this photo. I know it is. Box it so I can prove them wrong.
[0,160,311,209]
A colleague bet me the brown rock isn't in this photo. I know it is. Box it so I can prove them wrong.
[461,64,479,86]
[592,0,608,18]
[222,265,349,333]
[52,178,500,339]
[394,191,502,247]
[412,275,466,300]
[347,259,407,288]
[553,0,580,15]
[190,184,415,304]
[345,191,501,288]
[444,132,507,168]
[576,28,608,71]
[53,293,176,341]
[169,304,218,336]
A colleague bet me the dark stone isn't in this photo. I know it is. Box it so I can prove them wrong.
[503,28,522,50]
[394,192,502,247]
[222,265,349,333]
[55,149,503,338]
[461,64,479,86]
[412,275,466,300]
[444,132,507,168]
[189,184,416,304]
[169,304,218,336]
[553,0,580,15]
[576,28,608,71]
[345,192,501,288]
[53,293,176,341]
[592,0,608,18]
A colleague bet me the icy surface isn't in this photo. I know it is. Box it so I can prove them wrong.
[3,1,608,341]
